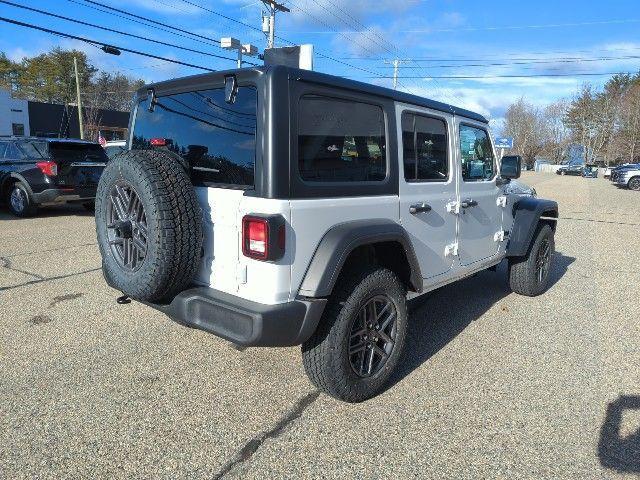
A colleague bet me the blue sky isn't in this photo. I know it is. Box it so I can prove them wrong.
[1,0,640,130]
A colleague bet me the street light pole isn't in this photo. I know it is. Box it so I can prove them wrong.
[73,56,84,140]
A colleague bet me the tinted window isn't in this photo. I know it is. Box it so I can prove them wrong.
[132,87,257,188]
[18,142,46,159]
[49,143,108,162]
[6,143,22,159]
[12,123,24,136]
[402,112,448,182]
[298,95,386,183]
[459,125,495,181]
[0,142,7,158]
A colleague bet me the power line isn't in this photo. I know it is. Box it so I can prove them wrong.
[0,16,216,72]
[378,55,640,69]
[361,72,636,79]
[69,0,223,49]
[339,46,640,61]
[284,17,640,34]
[0,1,249,64]
[176,0,264,33]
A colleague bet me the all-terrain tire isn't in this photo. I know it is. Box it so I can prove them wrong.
[95,149,202,303]
[8,182,36,217]
[302,266,407,403]
[508,223,555,297]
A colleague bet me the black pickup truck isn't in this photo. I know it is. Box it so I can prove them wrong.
[0,137,108,217]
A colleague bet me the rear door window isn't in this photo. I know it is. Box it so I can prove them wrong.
[298,95,386,183]
[131,87,257,188]
[402,112,449,182]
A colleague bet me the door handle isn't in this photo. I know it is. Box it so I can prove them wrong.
[461,199,478,209]
[409,202,432,214]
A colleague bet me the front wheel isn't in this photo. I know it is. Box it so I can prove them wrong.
[509,223,555,296]
[302,266,407,403]
[629,177,640,191]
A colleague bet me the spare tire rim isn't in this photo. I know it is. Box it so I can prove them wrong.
[348,295,397,378]
[106,181,148,272]
[536,238,551,284]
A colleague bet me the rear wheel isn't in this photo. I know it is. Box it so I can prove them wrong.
[629,177,640,191]
[8,182,36,217]
[509,223,555,296]
[302,266,407,402]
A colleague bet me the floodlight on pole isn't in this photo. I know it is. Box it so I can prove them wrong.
[221,37,258,68]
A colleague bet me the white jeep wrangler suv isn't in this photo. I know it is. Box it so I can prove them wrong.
[95,66,558,402]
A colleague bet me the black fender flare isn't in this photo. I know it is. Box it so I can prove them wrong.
[298,219,423,298]
[506,197,558,257]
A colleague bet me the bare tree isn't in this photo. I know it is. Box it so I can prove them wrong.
[503,98,547,168]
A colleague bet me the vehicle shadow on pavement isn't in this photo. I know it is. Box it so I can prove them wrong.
[0,205,94,220]
[389,252,576,389]
[598,395,640,473]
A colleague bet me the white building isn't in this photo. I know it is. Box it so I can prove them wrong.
[0,89,30,137]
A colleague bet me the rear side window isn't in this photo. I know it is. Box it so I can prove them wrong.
[0,142,7,158]
[402,112,448,182]
[6,143,22,159]
[131,87,257,188]
[459,125,495,181]
[298,95,386,183]
[49,143,108,162]
[18,142,46,159]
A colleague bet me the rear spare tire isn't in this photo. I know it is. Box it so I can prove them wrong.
[95,149,202,303]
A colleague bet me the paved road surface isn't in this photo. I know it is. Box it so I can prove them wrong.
[1,172,638,479]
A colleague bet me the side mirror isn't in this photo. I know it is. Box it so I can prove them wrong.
[225,75,238,104]
[500,155,521,179]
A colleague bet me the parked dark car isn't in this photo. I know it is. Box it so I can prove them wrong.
[610,163,640,183]
[0,137,108,217]
[556,164,584,176]
[582,165,599,178]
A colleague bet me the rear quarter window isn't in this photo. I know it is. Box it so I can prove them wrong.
[297,95,387,183]
[131,86,257,188]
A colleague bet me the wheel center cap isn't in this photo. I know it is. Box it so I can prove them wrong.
[115,220,133,239]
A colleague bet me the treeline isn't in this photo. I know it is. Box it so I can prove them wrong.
[0,47,144,112]
[503,73,640,167]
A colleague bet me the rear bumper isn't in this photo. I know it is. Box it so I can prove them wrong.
[144,287,327,347]
[32,188,96,205]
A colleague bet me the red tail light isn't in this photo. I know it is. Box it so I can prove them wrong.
[36,161,57,176]
[242,215,285,261]
[150,137,167,146]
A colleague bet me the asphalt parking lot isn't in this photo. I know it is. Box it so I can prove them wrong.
[1,172,639,479]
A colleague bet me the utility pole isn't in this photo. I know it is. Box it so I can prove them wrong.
[384,59,411,90]
[73,56,84,139]
[260,0,290,49]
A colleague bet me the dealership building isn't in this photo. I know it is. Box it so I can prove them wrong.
[1,89,129,140]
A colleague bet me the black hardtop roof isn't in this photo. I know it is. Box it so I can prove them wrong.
[142,65,488,124]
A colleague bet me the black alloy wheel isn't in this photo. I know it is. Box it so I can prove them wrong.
[348,295,398,378]
[106,181,148,272]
